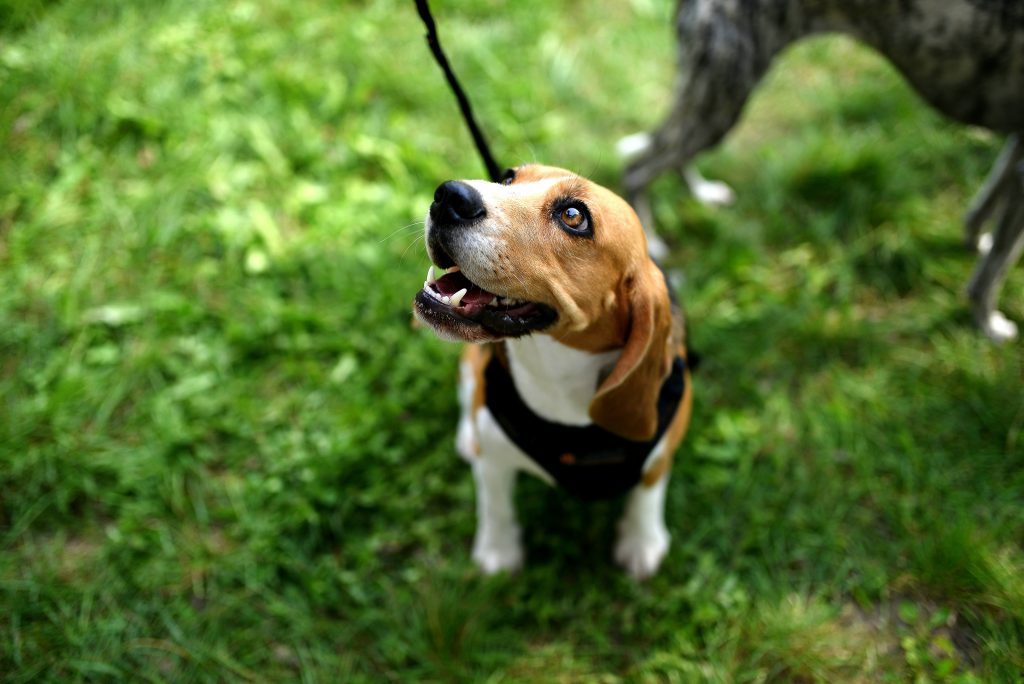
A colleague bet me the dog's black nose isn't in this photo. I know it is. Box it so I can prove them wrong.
[431,180,486,224]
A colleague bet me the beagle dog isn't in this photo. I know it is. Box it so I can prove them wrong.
[412,164,693,579]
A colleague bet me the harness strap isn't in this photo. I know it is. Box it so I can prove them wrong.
[484,352,687,500]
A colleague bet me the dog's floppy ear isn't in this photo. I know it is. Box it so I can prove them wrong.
[589,265,672,441]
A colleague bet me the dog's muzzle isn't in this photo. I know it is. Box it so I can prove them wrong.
[427,180,485,269]
[414,180,556,341]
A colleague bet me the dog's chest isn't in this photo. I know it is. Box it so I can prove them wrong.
[477,338,688,500]
[504,335,620,425]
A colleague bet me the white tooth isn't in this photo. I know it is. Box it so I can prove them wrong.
[442,296,450,304]
[488,296,498,306]
[449,288,468,307]
[427,266,436,285]
[423,281,429,289]
[446,266,461,273]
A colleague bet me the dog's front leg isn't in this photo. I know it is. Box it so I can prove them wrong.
[614,475,671,580]
[471,456,524,574]
[964,135,1021,252]
[966,188,1024,343]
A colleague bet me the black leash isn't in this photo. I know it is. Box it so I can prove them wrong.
[414,0,502,182]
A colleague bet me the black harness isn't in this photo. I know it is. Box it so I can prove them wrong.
[484,352,687,501]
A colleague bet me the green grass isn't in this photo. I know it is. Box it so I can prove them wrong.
[1,0,1022,681]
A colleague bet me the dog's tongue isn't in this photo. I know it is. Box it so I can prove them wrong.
[435,271,495,309]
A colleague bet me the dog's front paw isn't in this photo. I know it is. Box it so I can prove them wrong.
[614,523,670,581]
[683,167,735,207]
[981,310,1019,343]
[472,528,524,575]
[690,178,735,206]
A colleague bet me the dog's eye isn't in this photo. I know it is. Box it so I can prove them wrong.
[557,201,598,236]
[499,168,516,186]
[561,207,584,228]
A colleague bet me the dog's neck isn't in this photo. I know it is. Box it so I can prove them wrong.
[504,335,620,426]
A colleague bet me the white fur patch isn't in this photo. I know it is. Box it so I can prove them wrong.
[505,335,620,426]
[616,132,653,161]
[977,232,994,255]
[983,310,1019,343]
[683,167,735,206]
[614,475,671,580]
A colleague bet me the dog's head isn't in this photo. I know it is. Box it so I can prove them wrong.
[413,164,674,440]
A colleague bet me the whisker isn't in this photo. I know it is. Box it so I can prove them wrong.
[379,220,426,244]
[399,234,426,261]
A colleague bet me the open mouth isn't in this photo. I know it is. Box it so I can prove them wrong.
[413,265,557,340]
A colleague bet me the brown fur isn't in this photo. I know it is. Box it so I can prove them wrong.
[460,343,491,456]
[427,163,693,463]
[461,165,681,441]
